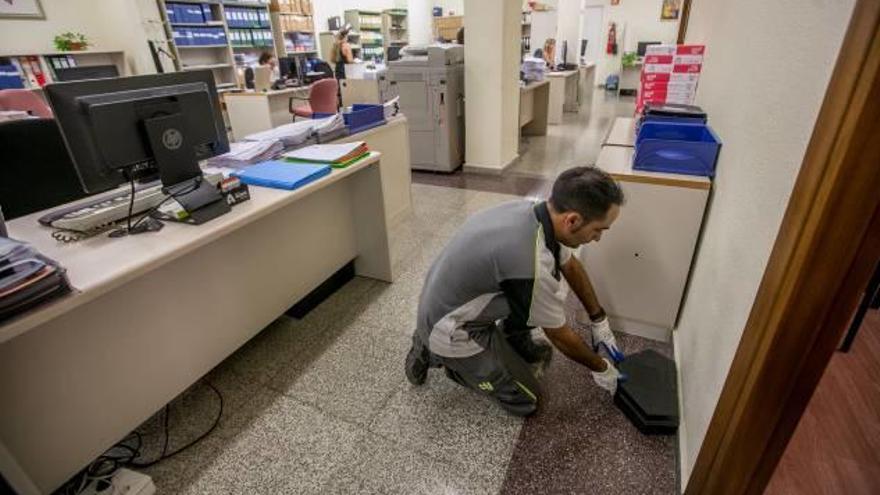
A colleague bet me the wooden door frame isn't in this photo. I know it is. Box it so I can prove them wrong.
[684,0,880,493]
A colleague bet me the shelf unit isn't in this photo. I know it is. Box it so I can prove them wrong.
[273,0,316,57]
[521,11,532,57]
[345,10,383,61]
[0,50,127,92]
[433,15,463,43]
[382,8,408,58]
[156,0,282,89]
[319,31,363,61]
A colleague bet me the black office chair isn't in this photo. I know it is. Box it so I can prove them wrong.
[0,119,87,220]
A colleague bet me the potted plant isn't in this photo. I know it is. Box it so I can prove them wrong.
[53,32,90,52]
[621,51,638,69]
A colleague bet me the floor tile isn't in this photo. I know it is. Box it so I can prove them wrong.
[369,373,523,483]
[323,432,500,495]
[268,317,409,426]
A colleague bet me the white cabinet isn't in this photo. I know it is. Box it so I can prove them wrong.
[582,143,711,342]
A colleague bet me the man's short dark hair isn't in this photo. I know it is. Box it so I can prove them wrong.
[549,166,625,223]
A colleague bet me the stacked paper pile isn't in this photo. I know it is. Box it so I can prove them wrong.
[243,119,317,147]
[283,141,370,169]
[207,139,284,168]
[0,237,71,322]
[521,57,547,82]
[313,113,347,142]
[637,44,705,113]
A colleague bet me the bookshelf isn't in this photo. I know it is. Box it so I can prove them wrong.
[345,10,383,61]
[382,8,408,59]
[156,0,282,89]
[0,50,127,92]
[273,0,316,56]
[433,15,463,43]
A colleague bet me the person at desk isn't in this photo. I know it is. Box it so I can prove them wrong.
[543,38,557,70]
[329,26,355,79]
[405,167,627,416]
[259,51,279,79]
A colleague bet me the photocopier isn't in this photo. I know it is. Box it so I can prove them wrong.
[387,44,464,172]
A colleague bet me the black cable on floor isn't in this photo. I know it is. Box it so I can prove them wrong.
[54,381,223,494]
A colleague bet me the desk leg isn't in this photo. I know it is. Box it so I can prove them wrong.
[548,78,565,125]
[349,162,394,282]
[522,84,550,136]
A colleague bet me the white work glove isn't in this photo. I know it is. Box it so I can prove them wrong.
[591,358,622,395]
[591,316,625,363]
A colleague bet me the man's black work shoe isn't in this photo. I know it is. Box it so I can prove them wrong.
[510,335,554,365]
[405,344,430,385]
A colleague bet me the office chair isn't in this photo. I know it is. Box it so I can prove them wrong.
[289,78,338,120]
[0,119,87,219]
[0,89,53,118]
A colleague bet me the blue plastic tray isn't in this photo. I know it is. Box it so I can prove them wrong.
[344,104,385,134]
[634,122,721,177]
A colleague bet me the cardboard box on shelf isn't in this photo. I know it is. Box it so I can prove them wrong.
[641,72,701,84]
[645,44,676,56]
[641,80,698,92]
[302,0,313,15]
[644,54,673,64]
[673,54,703,65]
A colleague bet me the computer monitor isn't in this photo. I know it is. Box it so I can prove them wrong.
[637,41,662,57]
[45,70,231,225]
[45,70,228,193]
[279,56,297,80]
[580,39,588,58]
[53,65,119,82]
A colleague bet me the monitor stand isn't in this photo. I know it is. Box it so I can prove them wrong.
[144,113,230,225]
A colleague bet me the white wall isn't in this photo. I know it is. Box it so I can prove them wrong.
[0,0,161,75]
[674,0,856,487]
[436,0,465,16]
[579,0,678,83]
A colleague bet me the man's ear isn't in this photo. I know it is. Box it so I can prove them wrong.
[564,212,584,230]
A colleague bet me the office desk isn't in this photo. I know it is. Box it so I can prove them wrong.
[0,154,392,494]
[224,86,310,140]
[577,62,596,106]
[582,145,710,342]
[519,80,550,136]
[603,116,636,147]
[547,69,579,124]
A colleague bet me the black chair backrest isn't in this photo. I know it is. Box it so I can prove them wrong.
[0,118,87,220]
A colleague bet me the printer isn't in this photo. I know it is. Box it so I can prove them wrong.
[393,44,465,66]
[388,44,465,172]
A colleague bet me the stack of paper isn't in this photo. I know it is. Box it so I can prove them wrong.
[207,139,284,168]
[521,57,547,82]
[283,141,370,168]
[313,113,347,142]
[243,120,317,147]
[0,237,71,322]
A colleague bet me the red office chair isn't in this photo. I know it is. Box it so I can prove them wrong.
[289,78,338,120]
[0,89,53,118]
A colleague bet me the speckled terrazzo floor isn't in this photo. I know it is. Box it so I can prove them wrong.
[124,93,678,494]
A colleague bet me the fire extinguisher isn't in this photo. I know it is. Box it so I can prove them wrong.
[606,22,618,55]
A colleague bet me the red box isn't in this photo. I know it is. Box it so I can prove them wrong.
[673,64,702,73]
[642,80,697,92]
[642,72,670,83]
[676,44,706,55]
[643,54,673,64]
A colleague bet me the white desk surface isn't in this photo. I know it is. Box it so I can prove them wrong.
[520,80,549,93]
[604,116,637,147]
[224,86,311,98]
[1,153,382,344]
[547,69,579,78]
[596,145,711,190]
